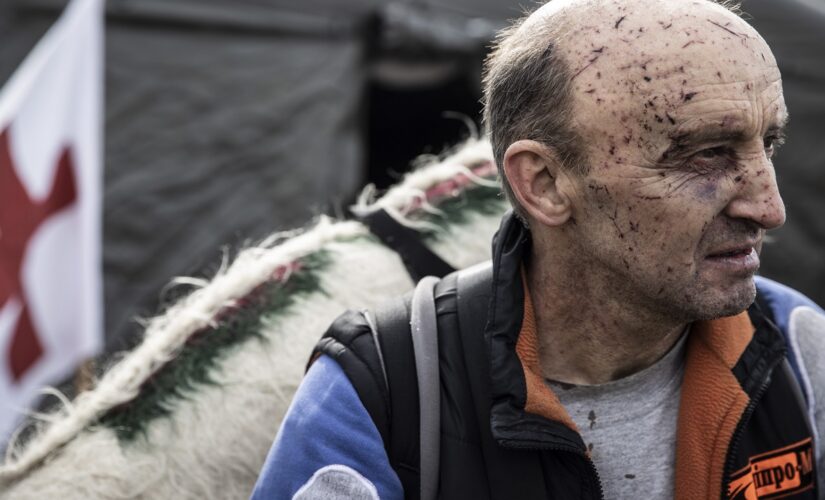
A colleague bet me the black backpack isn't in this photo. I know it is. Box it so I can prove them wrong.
[310,262,493,500]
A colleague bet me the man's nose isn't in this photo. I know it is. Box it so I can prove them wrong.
[724,153,786,230]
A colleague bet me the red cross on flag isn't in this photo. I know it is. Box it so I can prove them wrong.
[0,0,103,443]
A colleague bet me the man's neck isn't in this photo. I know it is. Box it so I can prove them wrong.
[526,244,688,386]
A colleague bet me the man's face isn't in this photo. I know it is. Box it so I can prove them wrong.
[557,2,787,320]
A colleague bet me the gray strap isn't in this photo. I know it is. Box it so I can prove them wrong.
[410,276,441,500]
[361,309,389,393]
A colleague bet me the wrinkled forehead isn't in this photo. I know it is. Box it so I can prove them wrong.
[530,0,785,129]
[557,2,775,77]
[529,0,770,57]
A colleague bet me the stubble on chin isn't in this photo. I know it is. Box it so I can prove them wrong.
[676,276,758,321]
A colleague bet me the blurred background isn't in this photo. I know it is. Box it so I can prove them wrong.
[1,0,823,356]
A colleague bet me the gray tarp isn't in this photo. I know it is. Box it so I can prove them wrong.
[3,1,370,349]
[101,22,365,350]
[746,0,825,303]
[0,0,823,350]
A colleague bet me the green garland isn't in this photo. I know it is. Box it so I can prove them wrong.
[99,250,332,442]
[97,176,503,443]
[416,182,507,242]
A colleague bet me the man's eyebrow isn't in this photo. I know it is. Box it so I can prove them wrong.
[660,127,745,161]
[670,127,747,145]
[766,113,789,135]
[659,114,789,161]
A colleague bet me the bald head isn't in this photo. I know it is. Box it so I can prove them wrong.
[483,0,782,220]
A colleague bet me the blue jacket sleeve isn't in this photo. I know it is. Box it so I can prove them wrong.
[251,355,403,500]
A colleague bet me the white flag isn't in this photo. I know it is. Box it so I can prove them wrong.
[0,0,103,444]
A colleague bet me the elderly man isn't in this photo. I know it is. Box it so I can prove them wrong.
[252,0,824,498]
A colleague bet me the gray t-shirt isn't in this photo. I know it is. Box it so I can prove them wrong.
[547,332,689,500]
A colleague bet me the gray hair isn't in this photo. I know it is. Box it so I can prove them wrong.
[482,13,584,223]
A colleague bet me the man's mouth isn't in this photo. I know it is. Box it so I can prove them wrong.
[707,247,753,259]
[704,244,760,274]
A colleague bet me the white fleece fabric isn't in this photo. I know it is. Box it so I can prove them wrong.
[0,140,502,499]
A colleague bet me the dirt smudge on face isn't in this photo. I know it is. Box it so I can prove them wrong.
[572,54,602,80]
[706,19,743,38]
[614,15,626,29]
[588,182,611,195]
[605,206,626,240]
[682,40,704,49]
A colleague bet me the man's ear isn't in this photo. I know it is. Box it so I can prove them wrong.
[503,140,574,227]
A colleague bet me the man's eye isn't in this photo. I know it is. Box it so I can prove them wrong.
[695,146,728,159]
[764,135,779,157]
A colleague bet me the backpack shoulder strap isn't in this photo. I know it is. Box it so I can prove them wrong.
[371,291,421,498]
[372,276,442,500]
[367,276,442,500]
[409,277,441,500]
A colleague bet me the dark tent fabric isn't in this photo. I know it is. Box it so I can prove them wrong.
[0,0,823,351]
[745,0,825,303]
[100,21,366,351]
[3,1,373,350]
